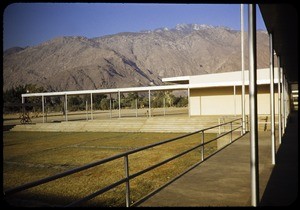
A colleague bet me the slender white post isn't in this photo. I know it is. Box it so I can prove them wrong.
[118,91,121,118]
[65,94,68,122]
[248,4,259,207]
[90,93,93,120]
[234,85,236,116]
[241,4,246,134]
[136,98,138,117]
[148,90,151,117]
[42,95,45,123]
[269,33,276,165]
[280,66,285,134]
[110,94,112,119]
[188,88,191,117]
[163,95,166,116]
[278,57,282,144]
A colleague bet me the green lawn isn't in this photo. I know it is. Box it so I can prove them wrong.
[3,131,217,207]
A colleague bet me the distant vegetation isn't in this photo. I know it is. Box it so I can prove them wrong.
[3,84,188,114]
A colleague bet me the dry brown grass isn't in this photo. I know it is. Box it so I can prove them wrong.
[3,131,217,207]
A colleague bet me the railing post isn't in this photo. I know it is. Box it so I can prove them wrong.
[124,155,130,207]
[230,121,233,143]
[201,131,205,161]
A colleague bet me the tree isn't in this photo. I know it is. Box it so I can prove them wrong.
[3,84,45,113]
[100,98,110,110]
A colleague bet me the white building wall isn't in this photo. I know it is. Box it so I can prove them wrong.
[190,85,278,115]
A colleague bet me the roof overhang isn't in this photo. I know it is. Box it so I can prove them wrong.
[163,68,279,88]
[259,4,298,84]
[22,84,190,98]
[162,76,190,84]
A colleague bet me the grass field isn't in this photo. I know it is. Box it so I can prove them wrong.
[3,131,217,207]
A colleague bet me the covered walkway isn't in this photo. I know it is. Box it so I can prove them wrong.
[138,111,298,206]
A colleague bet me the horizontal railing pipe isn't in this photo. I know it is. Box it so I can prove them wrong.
[4,130,200,196]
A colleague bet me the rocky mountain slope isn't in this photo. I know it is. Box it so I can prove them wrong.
[3,24,269,92]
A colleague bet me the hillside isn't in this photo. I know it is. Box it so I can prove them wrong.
[3,24,269,91]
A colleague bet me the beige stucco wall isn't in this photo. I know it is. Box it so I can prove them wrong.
[190,85,279,115]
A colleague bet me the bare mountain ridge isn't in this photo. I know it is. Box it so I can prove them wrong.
[3,24,269,92]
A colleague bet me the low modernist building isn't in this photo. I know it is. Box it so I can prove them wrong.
[163,67,289,116]
[22,68,290,122]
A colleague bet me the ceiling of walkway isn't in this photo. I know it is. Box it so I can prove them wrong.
[259,4,298,84]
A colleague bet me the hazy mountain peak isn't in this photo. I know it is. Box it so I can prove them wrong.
[175,23,214,31]
[140,23,233,34]
[3,23,269,92]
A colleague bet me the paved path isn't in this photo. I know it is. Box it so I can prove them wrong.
[259,111,298,206]
[139,111,298,206]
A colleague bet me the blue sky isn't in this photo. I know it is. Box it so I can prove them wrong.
[3,3,266,50]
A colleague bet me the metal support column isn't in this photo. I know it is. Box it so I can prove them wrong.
[136,98,138,117]
[110,94,112,119]
[188,88,191,117]
[42,95,45,123]
[65,94,68,122]
[248,4,259,207]
[163,94,166,116]
[283,75,287,128]
[233,85,236,116]
[90,93,93,120]
[280,65,285,133]
[86,100,88,120]
[269,33,276,165]
[148,90,151,117]
[277,58,282,144]
[118,91,121,118]
[241,3,246,134]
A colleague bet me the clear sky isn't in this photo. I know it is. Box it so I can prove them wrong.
[3,3,266,50]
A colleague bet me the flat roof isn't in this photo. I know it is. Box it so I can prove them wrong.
[163,68,280,88]
[22,84,189,98]
[162,76,190,84]
[22,68,280,98]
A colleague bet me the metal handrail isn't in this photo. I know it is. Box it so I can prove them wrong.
[4,118,244,207]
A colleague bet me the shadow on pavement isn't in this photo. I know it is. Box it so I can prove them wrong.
[259,111,298,206]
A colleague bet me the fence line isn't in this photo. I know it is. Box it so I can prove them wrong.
[4,118,245,207]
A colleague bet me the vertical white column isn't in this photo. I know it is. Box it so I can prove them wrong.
[148,90,151,117]
[118,91,121,118]
[241,4,246,134]
[248,4,259,207]
[188,88,190,117]
[86,100,88,120]
[283,75,288,127]
[42,95,45,123]
[278,58,282,144]
[163,93,166,117]
[65,94,68,122]
[234,85,236,116]
[280,67,285,133]
[110,93,112,119]
[269,33,276,165]
[90,93,93,120]
[136,98,138,117]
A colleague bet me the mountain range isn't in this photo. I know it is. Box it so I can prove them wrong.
[3,23,269,92]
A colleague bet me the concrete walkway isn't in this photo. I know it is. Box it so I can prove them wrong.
[138,111,298,207]
[259,111,298,206]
